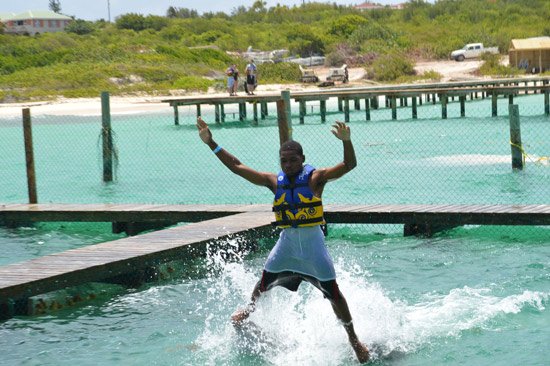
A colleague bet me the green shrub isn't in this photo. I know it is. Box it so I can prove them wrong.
[256,62,302,83]
[479,53,522,77]
[173,76,214,92]
[367,52,415,82]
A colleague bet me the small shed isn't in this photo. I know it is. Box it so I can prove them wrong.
[509,37,550,73]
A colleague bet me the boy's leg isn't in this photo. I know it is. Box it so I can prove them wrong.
[328,286,370,363]
[231,279,262,324]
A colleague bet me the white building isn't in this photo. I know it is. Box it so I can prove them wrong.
[1,10,72,35]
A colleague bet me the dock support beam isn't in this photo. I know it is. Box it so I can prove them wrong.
[320,100,326,123]
[492,93,498,117]
[412,96,417,119]
[220,104,225,123]
[459,96,465,117]
[544,83,549,116]
[390,97,397,120]
[365,98,370,121]
[509,104,523,170]
[252,102,258,126]
[261,102,268,119]
[101,91,114,183]
[173,105,179,125]
[277,90,293,142]
[441,94,447,119]
[22,108,38,203]
[239,103,246,121]
[344,98,350,122]
[299,100,306,124]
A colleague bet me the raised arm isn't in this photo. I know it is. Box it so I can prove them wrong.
[311,121,357,190]
[196,117,277,192]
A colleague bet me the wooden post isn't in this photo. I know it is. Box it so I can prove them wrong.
[544,82,549,116]
[365,98,370,121]
[508,94,514,105]
[391,96,397,120]
[215,104,220,123]
[320,100,326,123]
[261,102,268,119]
[252,102,258,126]
[354,98,360,110]
[196,104,201,118]
[509,104,523,170]
[281,90,293,141]
[277,93,292,144]
[344,98,350,122]
[101,92,113,182]
[418,94,423,105]
[338,97,343,112]
[22,108,37,203]
[299,100,306,124]
[441,94,447,119]
[173,105,179,126]
[460,96,465,117]
[239,102,246,121]
[412,96,417,119]
[220,104,225,123]
[491,93,498,117]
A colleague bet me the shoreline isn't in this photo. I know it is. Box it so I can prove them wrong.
[0,59,538,118]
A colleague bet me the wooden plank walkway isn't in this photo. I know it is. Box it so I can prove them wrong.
[161,77,550,125]
[2,202,550,318]
[2,203,550,226]
[0,211,273,307]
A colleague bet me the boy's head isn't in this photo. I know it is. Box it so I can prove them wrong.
[279,141,305,176]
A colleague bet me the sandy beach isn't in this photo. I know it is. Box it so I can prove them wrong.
[0,59,504,118]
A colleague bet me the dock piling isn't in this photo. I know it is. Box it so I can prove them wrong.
[101,92,113,182]
[22,108,37,203]
[509,104,523,170]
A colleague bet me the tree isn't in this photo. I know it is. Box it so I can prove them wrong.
[65,19,94,35]
[49,0,62,13]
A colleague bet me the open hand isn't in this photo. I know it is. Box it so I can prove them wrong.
[196,117,213,144]
[331,121,351,141]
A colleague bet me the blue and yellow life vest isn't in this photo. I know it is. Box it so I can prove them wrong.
[272,164,325,228]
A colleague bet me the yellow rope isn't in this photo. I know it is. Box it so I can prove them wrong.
[510,141,549,165]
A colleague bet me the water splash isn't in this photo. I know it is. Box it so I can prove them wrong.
[192,245,549,365]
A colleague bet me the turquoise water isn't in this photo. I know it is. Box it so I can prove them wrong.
[1,94,549,365]
[0,225,548,365]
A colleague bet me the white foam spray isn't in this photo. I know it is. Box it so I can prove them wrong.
[193,242,549,365]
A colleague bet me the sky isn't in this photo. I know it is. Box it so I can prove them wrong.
[0,0,407,21]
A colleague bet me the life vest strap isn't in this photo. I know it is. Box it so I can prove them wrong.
[272,200,323,212]
[271,217,325,227]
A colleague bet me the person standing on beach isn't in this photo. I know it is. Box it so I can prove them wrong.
[196,116,370,363]
[225,64,237,96]
[232,65,240,96]
[245,60,257,95]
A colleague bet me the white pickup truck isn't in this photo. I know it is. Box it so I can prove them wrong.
[450,43,499,61]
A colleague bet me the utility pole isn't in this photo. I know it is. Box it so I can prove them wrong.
[107,0,111,22]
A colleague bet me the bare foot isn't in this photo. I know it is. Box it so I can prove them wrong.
[351,340,370,363]
[230,308,250,325]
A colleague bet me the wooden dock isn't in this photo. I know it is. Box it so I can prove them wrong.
[162,76,550,125]
[2,203,550,319]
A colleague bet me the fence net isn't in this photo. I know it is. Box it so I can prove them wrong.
[1,89,549,317]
